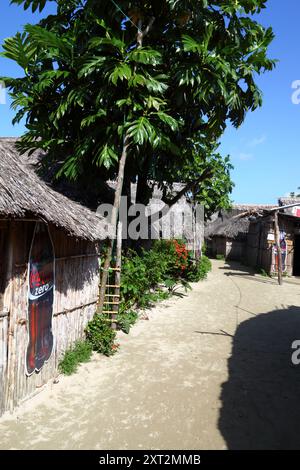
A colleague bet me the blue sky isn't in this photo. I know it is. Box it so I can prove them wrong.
[0,0,299,204]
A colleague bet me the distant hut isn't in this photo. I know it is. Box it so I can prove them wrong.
[247,198,300,276]
[205,213,250,261]
[205,205,274,261]
[0,139,110,415]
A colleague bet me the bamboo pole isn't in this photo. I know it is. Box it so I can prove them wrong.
[274,210,283,286]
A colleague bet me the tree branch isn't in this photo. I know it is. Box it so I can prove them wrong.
[146,167,214,228]
[162,168,214,208]
[137,16,155,47]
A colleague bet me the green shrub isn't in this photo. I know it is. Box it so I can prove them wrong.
[121,239,191,309]
[216,254,225,261]
[186,255,212,282]
[259,268,269,277]
[85,314,118,356]
[117,310,139,334]
[59,340,92,376]
[164,277,191,296]
[120,241,211,329]
[198,255,212,280]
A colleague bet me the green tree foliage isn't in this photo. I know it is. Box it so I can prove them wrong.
[2,0,275,214]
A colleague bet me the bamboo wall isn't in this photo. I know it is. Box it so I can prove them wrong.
[0,220,100,415]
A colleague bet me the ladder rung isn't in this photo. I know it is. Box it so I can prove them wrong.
[105,294,120,297]
[105,285,120,288]
[101,267,121,271]
[104,302,120,305]
[102,310,119,314]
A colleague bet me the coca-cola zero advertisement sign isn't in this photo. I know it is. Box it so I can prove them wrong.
[26,223,55,376]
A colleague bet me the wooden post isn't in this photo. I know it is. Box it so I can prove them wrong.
[112,222,122,330]
[274,210,283,286]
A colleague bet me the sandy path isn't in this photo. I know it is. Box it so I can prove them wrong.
[1,260,300,450]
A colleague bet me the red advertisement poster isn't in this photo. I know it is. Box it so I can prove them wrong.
[26,223,55,376]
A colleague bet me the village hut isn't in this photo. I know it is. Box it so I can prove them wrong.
[205,212,251,261]
[246,198,300,276]
[205,205,275,262]
[0,138,110,415]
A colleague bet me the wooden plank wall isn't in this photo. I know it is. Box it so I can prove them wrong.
[0,221,100,415]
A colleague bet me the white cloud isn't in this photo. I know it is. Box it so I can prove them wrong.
[238,153,253,161]
[248,135,266,147]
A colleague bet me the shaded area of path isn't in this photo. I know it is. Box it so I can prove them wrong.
[0,260,300,449]
[219,305,300,449]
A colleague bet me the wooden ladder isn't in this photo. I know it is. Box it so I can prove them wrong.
[100,222,122,328]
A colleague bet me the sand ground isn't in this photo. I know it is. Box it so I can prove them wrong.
[1,260,300,450]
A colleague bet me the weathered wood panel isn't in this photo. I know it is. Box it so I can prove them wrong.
[0,314,8,415]
[0,221,100,415]
[0,221,10,414]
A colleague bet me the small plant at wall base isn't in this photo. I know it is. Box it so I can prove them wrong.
[58,340,93,376]
[59,315,118,375]
[117,310,139,335]
[85,314,118,356]
[259,268,270,278]
[216,254,225,261]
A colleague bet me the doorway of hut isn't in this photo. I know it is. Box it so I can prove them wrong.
[293,235,300,276]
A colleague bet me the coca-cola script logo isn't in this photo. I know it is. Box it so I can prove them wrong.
[29,264,53,300]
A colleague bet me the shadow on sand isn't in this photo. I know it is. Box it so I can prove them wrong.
[219,305,300,449]
[218,260,279,285]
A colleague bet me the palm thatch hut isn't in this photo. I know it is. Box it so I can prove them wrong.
[205,213,250,261]
[0,138,110,415]
[246,198,300,276]
[205,205,274,261]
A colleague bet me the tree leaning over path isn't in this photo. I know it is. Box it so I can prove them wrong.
[2,0,276,310]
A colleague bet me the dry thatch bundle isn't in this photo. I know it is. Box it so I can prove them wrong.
[205,214,250,240]
[210,215,250,239]
[0,138,110,241]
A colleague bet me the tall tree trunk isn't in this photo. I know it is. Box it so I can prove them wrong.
[98,16,155,312]
[97,136,129,314]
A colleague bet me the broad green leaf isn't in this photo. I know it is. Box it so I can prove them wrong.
[109,63,132,85]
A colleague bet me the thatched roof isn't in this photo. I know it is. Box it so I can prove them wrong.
[0,138,111,241]
[232,204,275,211]
[205,203,278,240]
[205,213,251,240]
[279,197,300,206]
